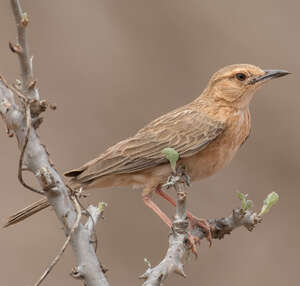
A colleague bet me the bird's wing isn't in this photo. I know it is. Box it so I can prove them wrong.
[65,107,226,183]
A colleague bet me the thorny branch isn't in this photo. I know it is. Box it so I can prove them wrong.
[140,172,262,286]
[0,1,109,286]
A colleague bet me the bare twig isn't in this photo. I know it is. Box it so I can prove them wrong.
[192,208,261,240]
[34,195,82,286]
[10,0,39,102]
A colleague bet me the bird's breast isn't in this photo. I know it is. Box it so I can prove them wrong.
[182,109,251,181]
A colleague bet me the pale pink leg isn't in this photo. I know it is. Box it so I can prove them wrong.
[143,195,172,227]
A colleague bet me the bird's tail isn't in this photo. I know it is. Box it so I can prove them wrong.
[3,198,50,228]
[3,179,84,228]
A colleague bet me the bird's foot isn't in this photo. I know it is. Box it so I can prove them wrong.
[186,232,200,256]
[188,215,212,247]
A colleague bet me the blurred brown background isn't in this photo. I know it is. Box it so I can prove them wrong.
[0,1,298,285]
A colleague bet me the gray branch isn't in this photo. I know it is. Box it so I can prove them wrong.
[10,0,39,102]
[140,176,262,286]
[1,1,109,285]
[140,182,188,286]
[0,77,108,286]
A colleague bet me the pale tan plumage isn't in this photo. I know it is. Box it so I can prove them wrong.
[4,64,289,228]
[66,105,225,191]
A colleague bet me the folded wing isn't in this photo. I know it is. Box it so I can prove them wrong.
[65,107,226,184]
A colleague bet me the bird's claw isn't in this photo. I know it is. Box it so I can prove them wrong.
[189,216,212,247]
[186,232,200,257]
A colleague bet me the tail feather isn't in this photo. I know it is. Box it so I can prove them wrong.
[3,180,84,228]
[3,198,50,228]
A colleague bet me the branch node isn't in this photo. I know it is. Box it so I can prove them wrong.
[28,79,37,90]
[244,213,262,231]
[139,269,151,280]
[0,98,14,137]
[71,266,85,280]
[50,103,57,110]
[174,264,186,278]
[20,12,29,27]
[172,219,188,234]
[30,99,47,117]
[0,98,11,114]
[100,263,109,274]
[38,166,56,191]
[85,203,106,235]
[15,79,22,89]
[9,41,23,54]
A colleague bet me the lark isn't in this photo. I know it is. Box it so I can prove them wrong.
[5,64,289,242]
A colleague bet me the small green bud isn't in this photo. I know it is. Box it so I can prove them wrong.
[162,147,179,172]
[259,192,279,216]
[144,258,151,268]
[237,192,253,211]
[98,202,108,212]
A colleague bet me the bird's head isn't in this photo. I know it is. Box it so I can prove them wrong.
[206,64,290,109]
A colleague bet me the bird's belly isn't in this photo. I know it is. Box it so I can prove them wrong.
[183,143,238,181]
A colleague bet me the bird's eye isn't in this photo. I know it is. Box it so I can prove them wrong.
[236,73,247,81]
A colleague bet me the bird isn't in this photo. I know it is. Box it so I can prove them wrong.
[4,64,289,243]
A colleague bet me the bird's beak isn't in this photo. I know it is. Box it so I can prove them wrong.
[249,69,290,85]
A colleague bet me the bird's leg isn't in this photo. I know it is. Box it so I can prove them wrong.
[143,193,198,254]
[156,188,212,246]
[142,195,172,227]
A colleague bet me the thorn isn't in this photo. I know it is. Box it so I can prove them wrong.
[138,272,149,280]
[50,103,57,110]
[30,99,47,117]
[7,129,14,137]
[100,263,109,274]
[70,267,83,279]
[175,264,186,278]
[143,257,152,269]
[38,167,56,190]
[39,100,48,112]
[15,79,22,89]
[9,42,22,54]
[158,273,165,281]
[32,117,43,129]
[28,79,37,89]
